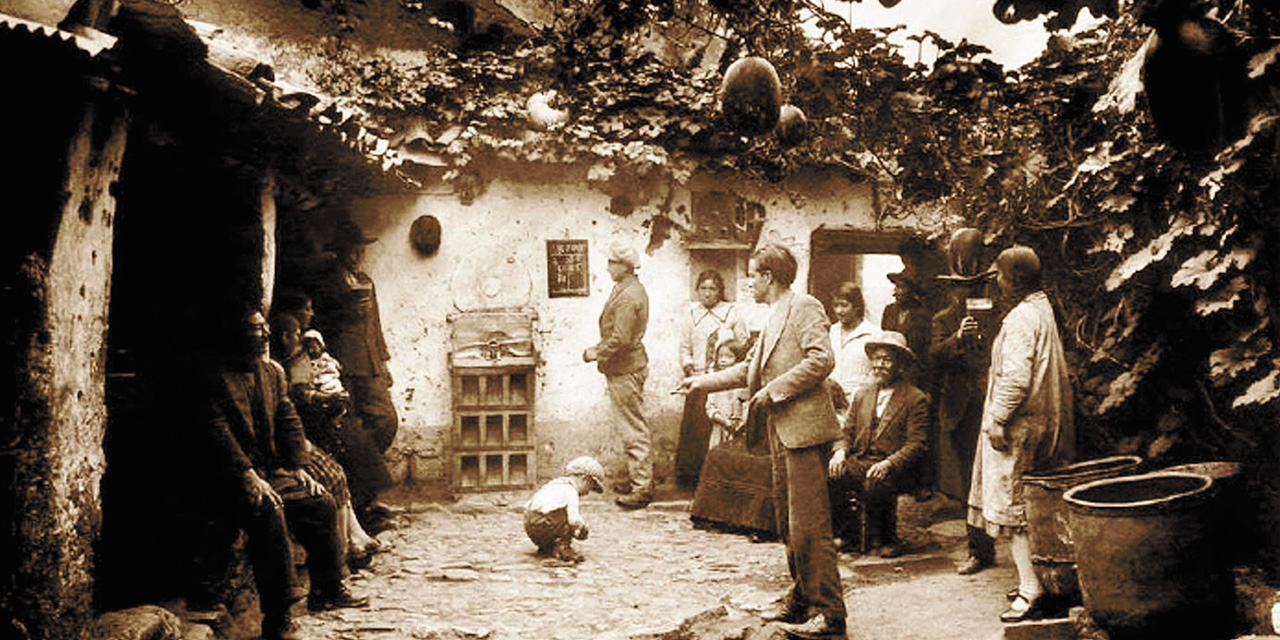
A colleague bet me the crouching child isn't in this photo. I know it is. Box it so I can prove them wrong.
[524,456,604,563]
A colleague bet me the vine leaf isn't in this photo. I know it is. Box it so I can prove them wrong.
[1210,337,1271,386]
[1171,248,1255,290]
[1098,341,1163,414]
[1104,215,1196,291]
[1234,358,1280,408]
[1195,275,1248,316]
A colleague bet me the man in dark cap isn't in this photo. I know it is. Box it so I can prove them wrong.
[201,310,368,640]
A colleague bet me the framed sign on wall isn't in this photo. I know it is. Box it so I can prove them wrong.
[546,239,589,298]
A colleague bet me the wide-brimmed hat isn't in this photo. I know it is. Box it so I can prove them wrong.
[937,228,995,283]
[887,270,922,291]
[864,330,915,362]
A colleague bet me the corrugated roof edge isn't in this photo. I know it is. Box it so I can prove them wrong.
[0,12,116,58]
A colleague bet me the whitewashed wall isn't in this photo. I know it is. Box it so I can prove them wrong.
[350,168,885,489]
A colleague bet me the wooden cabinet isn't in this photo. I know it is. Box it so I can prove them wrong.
[448,312,536,493]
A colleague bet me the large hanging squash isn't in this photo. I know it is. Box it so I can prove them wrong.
[720,56,782,137]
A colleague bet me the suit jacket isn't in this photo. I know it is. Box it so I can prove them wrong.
[700,290,840,450]
[595,273,649,376]
[205,358,309,480]
[836,381,929,475]
[929,300,995,436]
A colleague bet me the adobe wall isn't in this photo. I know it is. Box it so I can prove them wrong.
[349,168,889,491]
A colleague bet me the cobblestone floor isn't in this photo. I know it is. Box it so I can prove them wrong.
[284,490,1017,640]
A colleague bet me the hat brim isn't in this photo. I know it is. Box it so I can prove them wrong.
[936,270,997,283]
[865,342,916,362]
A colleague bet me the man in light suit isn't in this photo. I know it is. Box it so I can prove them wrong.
[680,243,847,640]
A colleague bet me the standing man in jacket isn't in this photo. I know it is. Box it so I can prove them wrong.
[584,241,653,509]
[680,243,847,640]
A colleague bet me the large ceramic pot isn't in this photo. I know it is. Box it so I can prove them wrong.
[1159,461,1247,564]
[1022,455,1144,599]
[1065,471,1233,640]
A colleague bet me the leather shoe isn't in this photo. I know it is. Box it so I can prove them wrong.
[308,584,369,612]
[956,555,993,575]
[261,616,301,640]
[781,614,847,639]
[615,492,652,510]
[1000,593,1046,623]
[876,544,901,559]
[761,599,808,624]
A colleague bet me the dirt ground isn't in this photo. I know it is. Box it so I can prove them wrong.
[275,489,1019,640]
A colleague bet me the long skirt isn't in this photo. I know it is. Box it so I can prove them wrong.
[689,431,785,537]
[673,389,712,489]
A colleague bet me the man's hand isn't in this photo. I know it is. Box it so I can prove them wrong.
[582,346,598,363]
[867,459,892,483]
[958,316,980,340]
[988,427,1009,453]
[674,376,701,395]
[747,388,772,417]
[827,449,847,477]
[296,468,325,498]
[244,469,282,509]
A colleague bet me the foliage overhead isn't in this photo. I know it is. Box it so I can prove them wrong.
[300,0,1280,463]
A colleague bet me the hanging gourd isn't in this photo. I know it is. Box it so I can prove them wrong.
[776,105,807,147]
[1138,0,1244,153]
[720,56,782,137]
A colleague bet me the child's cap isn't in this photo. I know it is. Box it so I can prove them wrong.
[301,329,325,348]
[565,456,605,493]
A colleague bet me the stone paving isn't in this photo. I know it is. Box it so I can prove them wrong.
[282,490,1020,640]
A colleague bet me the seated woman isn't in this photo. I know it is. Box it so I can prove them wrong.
[689,337,781,541]
[272,313,382,567]
[827,331,929,558]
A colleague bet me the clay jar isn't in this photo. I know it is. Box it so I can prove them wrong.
[1064,471,1233,640]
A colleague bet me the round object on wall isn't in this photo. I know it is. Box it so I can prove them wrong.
[410,215,442,255]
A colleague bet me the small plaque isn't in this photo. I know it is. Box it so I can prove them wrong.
[546,239,589,298]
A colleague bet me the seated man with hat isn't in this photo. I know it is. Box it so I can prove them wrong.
[826,331,929,557]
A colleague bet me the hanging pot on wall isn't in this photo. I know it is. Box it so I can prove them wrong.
[410,214,442,256]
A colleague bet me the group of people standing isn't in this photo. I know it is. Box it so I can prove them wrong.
[587,231,1074,639]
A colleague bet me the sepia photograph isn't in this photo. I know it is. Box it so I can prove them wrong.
[3,0,1280,639]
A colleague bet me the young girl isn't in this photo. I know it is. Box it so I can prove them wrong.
[704,339,745,449]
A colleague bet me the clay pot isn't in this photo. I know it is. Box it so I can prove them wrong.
[1022,455,1144,599]
[1065,471,1233,640]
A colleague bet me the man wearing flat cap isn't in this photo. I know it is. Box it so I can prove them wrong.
[827,331,929,560]
[583,240,653,509]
